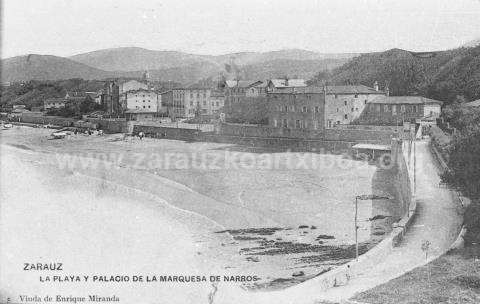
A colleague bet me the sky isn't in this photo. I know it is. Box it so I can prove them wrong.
[2,0,480,58]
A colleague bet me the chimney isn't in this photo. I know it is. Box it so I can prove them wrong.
[373,81,379,91]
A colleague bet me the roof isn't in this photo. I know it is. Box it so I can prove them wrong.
[125,109,157,114]
[465,99,480,107]
[225,80,262,88]
[352,143,391,151]
[326,85,384,95]
[269,79,307,88]
[125,88,156,94]
[369,96,443,105]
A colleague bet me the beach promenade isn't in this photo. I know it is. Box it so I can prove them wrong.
[213,139,463,303]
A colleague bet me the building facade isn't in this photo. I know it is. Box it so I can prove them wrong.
[267,90,326,131]
[324,84,387,127]
[161,87,224,119]
[360,96,443,125]
[124,89,161,112]
[44,98,66,110]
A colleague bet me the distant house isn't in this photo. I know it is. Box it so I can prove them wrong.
[465,99,480,108]
[44,98,66,110]
[360,96,443,125]
[266,79,307,93]
[224,80,263,107]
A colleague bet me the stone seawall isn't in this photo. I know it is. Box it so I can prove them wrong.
[293,138,416,291]
[217,123,396,144]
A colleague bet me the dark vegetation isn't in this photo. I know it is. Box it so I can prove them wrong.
[310,46,480,105]
[435,99,480,247]
[0,78,104,110]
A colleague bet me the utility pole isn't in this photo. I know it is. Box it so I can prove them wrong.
[355,196,359,261]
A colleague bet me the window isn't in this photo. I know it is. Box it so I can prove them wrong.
[336,108,339,112]
[401,105,406,112]
[351,107,354,112]
[290,105,295,112]
[284,105,288,112]
[384,105,389,112]
[273,119,278,127]
[354,94,358,98]
[283,119,288,128]
[148,105,151,108]
[413,105,418,112]
[376,104,381,112]
[344,100,347,106]
[315,106,319,113]
[344,114,348,119]
[302,106,307,112]
[334,94,338,99]
[295,120,301,128]
[364,100,367,104]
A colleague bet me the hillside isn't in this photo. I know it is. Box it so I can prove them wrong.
[310,46,480,103]
[69,47,357,72]
[241,58,349,80]
[69,47,215,72]
[1,55,112,82]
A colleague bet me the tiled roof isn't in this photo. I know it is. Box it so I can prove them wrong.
[465,99,480,107]
[369,96,443,105]
[269,79,307,88]
[225,80,262,88]
[326,85,383,94]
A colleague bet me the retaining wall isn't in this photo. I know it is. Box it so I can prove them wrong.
[133,124,202,141]
[217,123,396,144]
[302,138,416,291]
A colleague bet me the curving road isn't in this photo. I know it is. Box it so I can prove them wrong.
[214,139,464,303]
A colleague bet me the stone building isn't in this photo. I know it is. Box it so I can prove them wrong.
[101,81,121,116]
[161,87,222,119]
[360,96,443,125]
[324,84,387,127]
[124,89,161,112]
[267,88,326,131]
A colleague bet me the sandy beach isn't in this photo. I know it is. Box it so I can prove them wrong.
[0,126,401,303]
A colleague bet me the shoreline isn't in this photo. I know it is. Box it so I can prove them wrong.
[0,126,399,293]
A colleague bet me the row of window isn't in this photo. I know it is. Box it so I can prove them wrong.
[373,104,419,113]
[188,101,222,107]
[276,105,321,113]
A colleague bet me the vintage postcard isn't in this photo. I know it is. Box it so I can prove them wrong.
[1,0,480,303]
